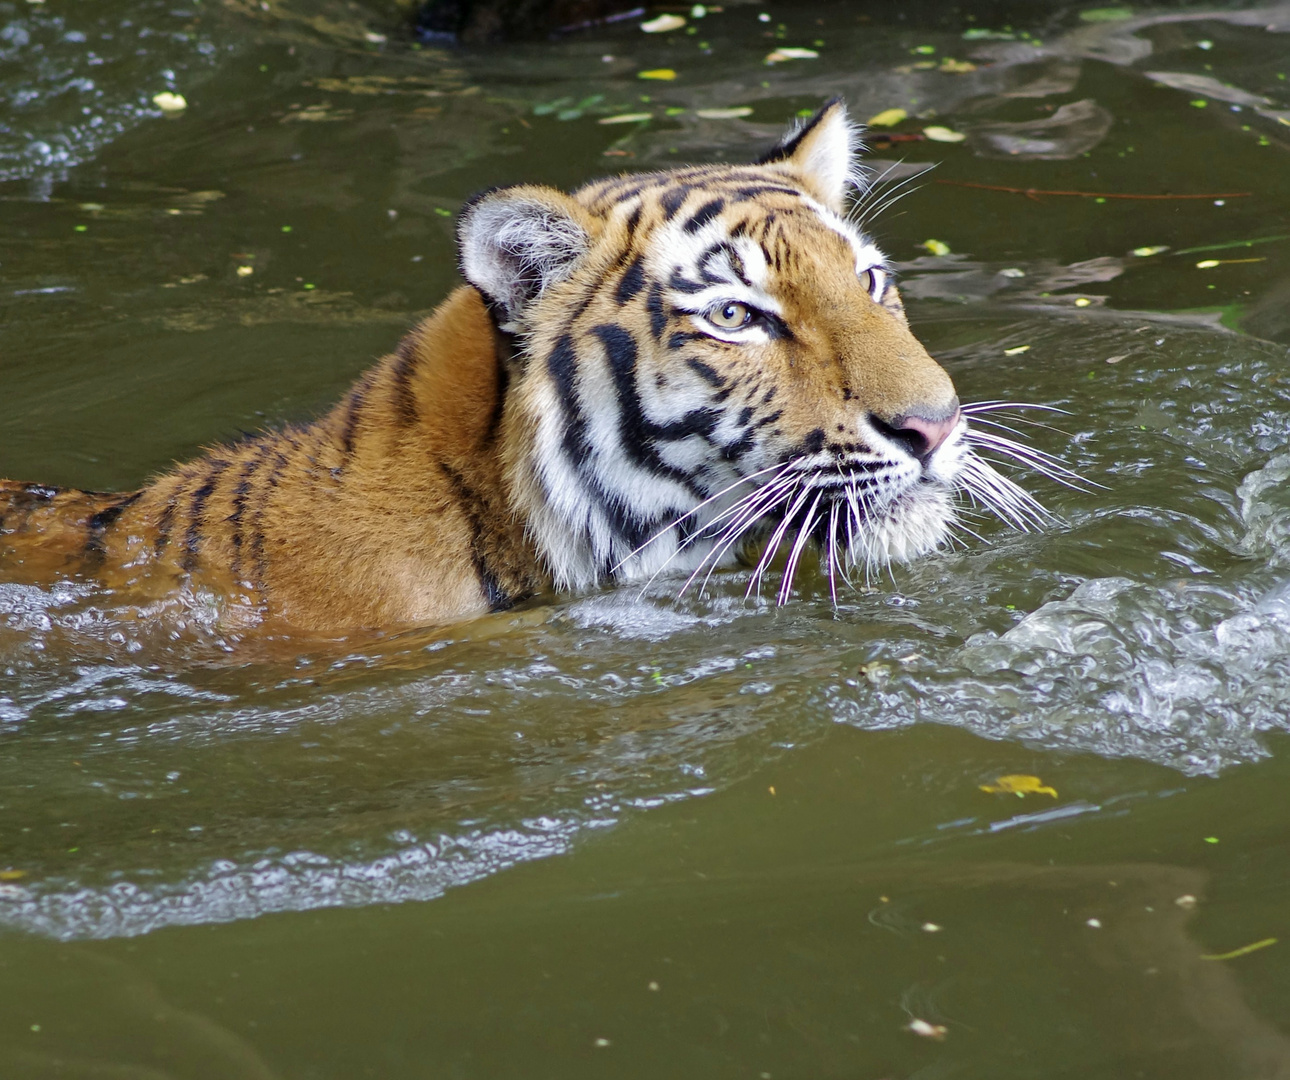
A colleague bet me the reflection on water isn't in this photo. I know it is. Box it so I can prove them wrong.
[3,1,1290,955]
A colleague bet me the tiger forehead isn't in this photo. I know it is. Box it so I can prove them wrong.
[577,169,869,280]
[576,166,818,227]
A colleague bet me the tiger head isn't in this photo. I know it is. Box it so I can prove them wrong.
[458,99,1044,599]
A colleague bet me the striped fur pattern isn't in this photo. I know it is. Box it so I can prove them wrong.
[0,100,1056,633]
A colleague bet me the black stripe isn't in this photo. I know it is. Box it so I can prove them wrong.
[183,459,231,571]
[686,358,726,388]
[646,282,668,339]
[547,332,594,470]
[84,491,141,559]
[250,448,290,585]
[668,270,705,295]
[154,474,188,554]
[341,372,375,458]
[659,186,691,221]
[593,322,719,454]
[732,185,802,202]
[228,439,275,577]
[683,197,725,234]
[623,204,643,242]
[391,338,420,426]
[437,461,515,612]
[615,255,646,304]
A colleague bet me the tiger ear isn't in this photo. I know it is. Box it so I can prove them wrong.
[457,185,596,331]
[756,97,863,213]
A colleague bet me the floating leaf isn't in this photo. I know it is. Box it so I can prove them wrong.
[1202,937,1277,961]
[1133,244,1169,256]
[1196,259,1221,268]
[1175,234,1290,255]
[908,1019,948,1041]
[923,125,965,142]
[979,774,1058,797]
[1079,6,1134,21]
[962,28,1015,40]
[939,58,977,73]
[638,68,678,81]
[920,238,951,256]
[641,14,685,33]
[152,91,187,113]
[598,113,652,125]
[868,107,908,127]
[765,47,819,64]
[695,107,754,119]
[1004,345,1031,356]
[0,869,26,881]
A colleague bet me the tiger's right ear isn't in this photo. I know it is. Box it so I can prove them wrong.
[457,185,597,332]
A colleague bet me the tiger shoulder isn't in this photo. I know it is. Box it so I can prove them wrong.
[2,100,1039,634]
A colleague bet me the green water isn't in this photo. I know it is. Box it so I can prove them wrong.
[3,1,1290,1075]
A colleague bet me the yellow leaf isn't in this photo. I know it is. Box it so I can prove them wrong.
[1133,245,1168,257]
[868,107,908,127]
[920,238,951,256]
[638,68,677,81]
[0,869,26,881]
[1004,345,1031,356]
[939,58,977,72]
[641,14,686,32]
[923,125,966,143]
[695,107,754,119]
[979,774,1058,798]
[598,113,652,124]
[1201,937,1277,961]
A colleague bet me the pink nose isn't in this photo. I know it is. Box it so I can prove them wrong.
[872,403,960,463]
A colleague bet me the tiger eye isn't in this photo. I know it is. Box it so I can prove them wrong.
[709,302,751,329]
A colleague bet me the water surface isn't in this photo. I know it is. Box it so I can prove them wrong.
[3,2,1290,1076]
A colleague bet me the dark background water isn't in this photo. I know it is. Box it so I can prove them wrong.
[3,2,1290,1076]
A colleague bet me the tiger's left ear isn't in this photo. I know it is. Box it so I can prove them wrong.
[756,97,863,214]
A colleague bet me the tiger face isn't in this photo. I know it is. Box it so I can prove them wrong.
[459,99,1043,599]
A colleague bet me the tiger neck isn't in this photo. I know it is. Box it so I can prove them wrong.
[500,327,730,595]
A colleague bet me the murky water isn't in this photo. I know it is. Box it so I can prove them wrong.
[3,2,1290,1076]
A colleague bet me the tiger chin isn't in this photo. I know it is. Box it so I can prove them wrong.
[0,99,1051,634]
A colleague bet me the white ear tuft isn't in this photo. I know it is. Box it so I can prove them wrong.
[457,186,594,329]
[757,98,865,212]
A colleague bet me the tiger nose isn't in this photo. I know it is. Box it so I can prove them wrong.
[871,401,961,463]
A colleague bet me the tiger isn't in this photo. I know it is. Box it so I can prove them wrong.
[0,99,1050,634]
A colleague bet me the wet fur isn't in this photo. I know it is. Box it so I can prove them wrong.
[2,101,1039,633]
